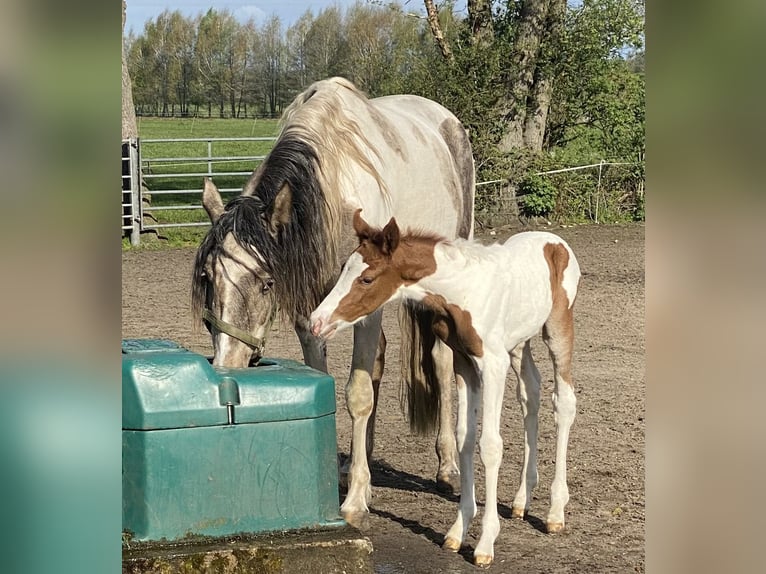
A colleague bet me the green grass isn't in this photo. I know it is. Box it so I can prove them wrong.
[125,118,280,249]
[137,117,280,139]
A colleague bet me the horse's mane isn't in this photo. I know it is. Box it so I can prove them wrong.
[279,77,389,201]
[193,78,389,321]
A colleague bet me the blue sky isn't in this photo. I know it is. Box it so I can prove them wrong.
[124,0,469,35]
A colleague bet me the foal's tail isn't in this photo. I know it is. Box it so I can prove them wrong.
[398,300,440,435]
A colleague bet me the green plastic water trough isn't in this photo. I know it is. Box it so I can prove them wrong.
[122,339,343,541]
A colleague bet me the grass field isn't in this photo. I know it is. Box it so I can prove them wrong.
[125,118,280,248]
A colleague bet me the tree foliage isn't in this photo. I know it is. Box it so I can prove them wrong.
[125,0,645,221]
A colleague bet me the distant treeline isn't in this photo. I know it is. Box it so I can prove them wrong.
[126,0,645,221]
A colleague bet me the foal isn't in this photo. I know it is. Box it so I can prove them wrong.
[310,210,581,567]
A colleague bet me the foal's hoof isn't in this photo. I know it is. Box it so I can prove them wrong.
[442,536,461,552]
[342,510,371,531]
[474,554,493,568]
[546,521,565,534]
[436,471,461,495]
[511,506,526,520]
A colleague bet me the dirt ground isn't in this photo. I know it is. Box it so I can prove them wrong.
[122,222,645,573]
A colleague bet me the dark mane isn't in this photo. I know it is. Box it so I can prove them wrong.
[192,136,339,322]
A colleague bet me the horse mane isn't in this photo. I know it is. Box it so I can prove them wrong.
[193,78,408,324]
[279,77,389,201]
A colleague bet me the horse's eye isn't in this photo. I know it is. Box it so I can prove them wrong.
[262,279,274,293]
[360,276,373,285]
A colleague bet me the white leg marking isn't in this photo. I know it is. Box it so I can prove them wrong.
[444,354,478,551]
[511,342,541,517]
[339,309,383,522]
[548,379,576,529]
[473,353,510,565]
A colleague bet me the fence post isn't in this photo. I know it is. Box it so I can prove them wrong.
[595,159,604,224]
[207,140,213,177]
[129,138,141,246]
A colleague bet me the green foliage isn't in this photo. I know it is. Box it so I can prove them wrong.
[125,0,645,229]
[519,174,557,217]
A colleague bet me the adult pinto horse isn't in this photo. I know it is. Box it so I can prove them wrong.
[191,77,475,525]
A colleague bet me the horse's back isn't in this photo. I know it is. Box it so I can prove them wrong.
[502,232,580,303]
[364,95,475,240]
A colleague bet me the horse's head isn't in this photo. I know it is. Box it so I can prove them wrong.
[192,179,277,367]
[310,210,407,339]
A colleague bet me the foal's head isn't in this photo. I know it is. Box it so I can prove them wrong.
[310,210,438,339]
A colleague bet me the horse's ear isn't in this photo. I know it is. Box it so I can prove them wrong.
[352,208,371,241]
[269,183,292,235]
[202,178,224,223]
[381,217,400,255]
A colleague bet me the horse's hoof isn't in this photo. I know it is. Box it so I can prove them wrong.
[342,510,371,531]
[474,554,493,568]
[546,521,565,534]
[436,471,461,495]
[511,506,526,519]
[442,536,461,552]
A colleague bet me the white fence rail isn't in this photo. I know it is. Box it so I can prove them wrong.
[122,138,643,245]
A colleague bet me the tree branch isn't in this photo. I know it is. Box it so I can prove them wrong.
[423,0,453,62]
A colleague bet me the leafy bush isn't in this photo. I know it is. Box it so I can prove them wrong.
[519,174,557,217]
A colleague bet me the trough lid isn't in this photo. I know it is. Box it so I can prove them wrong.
[122,339,336,430]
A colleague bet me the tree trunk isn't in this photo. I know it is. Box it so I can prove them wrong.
[498,0,549,153]
[121,0,138,140]
[523,72,552,151]
[522,0,565,152]
[467,0,494,47]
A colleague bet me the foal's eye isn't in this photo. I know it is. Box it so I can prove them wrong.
[262,279,274,293]
[360,276,374,285]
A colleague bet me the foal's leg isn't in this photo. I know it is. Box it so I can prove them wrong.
[341,308,385,527]
[443,354,479,552]
[510,341,542,519]
[432,338,461,494]
[473,352,511,567]
[542,308,577,533]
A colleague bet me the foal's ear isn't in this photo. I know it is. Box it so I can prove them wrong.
[269,183,292,235]
[352,208,372,241]
[380,217,400,255]
[202,178,225,224]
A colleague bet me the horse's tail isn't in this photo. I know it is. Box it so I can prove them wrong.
[398,300,440,435]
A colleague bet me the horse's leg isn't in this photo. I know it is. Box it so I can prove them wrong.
[510,341,542,519]
[473,353,511,568]
[295,317,328,372]
[542,306,577,534]
[341,308,384,528]
[443,354,479,553]
[339,330,385,491]
[365,329,386,460]
[432,338,460,494]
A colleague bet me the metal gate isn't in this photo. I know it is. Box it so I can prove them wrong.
[122,137,276,246]
[122,139,140,246]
